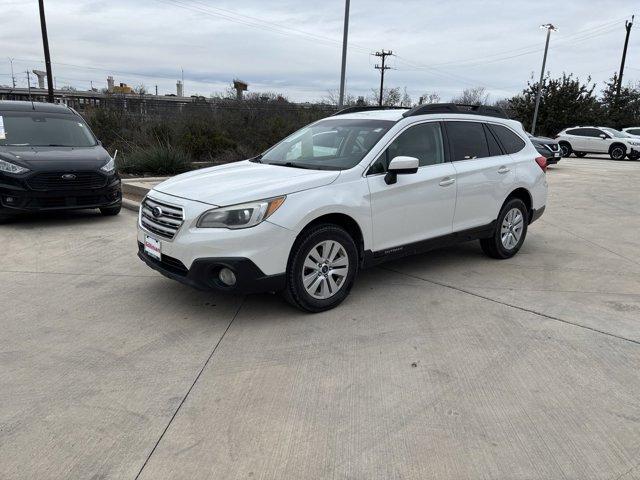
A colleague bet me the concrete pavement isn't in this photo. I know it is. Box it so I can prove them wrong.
[1,157,639,479]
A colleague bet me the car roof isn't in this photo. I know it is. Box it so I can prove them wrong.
[0,100,74,114]
[326,108,523,130]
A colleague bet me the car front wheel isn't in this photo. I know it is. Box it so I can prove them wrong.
[610,145,626,160]
[559,142,572,157]
[283,224,358,312]
[480,198,529,259]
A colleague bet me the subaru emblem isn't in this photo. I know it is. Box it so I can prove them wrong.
[151,206,163,217]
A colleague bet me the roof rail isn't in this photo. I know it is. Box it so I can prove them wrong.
[331,105,409,116]
[403,103,508,119]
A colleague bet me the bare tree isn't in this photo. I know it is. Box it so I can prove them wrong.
[418,91,441,104]
[133,83,148,95]
[451,86,489,105]
[370,87,402,106]
[322,89,359,106]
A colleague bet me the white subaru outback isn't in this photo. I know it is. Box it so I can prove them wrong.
[138,104,548,312]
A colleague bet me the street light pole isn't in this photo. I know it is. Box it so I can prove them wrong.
[338,0,350,108]
[38,0,55,102]
[531,23,556,135]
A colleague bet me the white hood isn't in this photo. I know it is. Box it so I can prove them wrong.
[153,160,340,206]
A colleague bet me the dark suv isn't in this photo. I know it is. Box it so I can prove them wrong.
[0,101,121,221]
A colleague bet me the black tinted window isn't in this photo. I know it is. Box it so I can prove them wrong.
[446,121,489,161]
[585,128,605,138]
[368,122,444,175]
[567,128,588,136]
[488,124,526,154]
[484,124,503,156]
[628,128,640,135]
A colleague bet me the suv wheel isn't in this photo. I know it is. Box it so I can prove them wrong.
[100,205,121,216]
[480,198,529,259]
[574,152,587,158]
[559,142,572,157]
[609,144,626,160]
[283,224,358,312]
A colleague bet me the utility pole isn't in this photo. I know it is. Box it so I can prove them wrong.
[338,0,350,107]
[374,49,393,106]
[531,24,556,135]
[616,15,634,99]
[38,0,55,102]
[155,85,158,96]
[8,58,16,88]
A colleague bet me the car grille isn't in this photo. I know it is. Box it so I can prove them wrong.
[27,171,107,191]
[140,196,184,240]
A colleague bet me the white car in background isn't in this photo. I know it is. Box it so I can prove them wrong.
[622,127,640,138]
[137,104,548,312]
[556,126,640,160]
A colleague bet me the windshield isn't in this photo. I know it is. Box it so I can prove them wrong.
[0,111,97,147]
[602,127,631,138]
[260,119,394,170]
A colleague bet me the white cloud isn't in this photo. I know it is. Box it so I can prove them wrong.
[1,0,637,101]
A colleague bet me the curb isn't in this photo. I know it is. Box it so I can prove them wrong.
[122,197,140,212]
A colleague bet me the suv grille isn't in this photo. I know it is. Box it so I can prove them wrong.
[140,197,184,240]
[28,171,107,191]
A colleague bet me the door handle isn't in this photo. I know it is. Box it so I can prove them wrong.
[497,166,511,174]
[439,177,455,187]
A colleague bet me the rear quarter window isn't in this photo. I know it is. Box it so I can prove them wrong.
[487,124,526,154]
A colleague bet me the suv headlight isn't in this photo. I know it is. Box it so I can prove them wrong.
[0,158,29,174]
[197,196,285,229]
[629,141,640,147]
[101,157,115,174]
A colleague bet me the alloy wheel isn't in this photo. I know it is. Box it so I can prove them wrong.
[500,208,524,250]
[301,240,349,299]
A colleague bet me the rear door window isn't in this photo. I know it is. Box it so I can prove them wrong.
[487,124,526,154]
[445,121,490,161]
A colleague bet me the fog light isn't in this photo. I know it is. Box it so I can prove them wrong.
[5,196,15,204]
[218,267,236,286]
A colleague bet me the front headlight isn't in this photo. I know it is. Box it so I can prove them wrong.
[0,158,29,174]
[629,141,640,147]
[197,196,286,229]
[101,157,115,174]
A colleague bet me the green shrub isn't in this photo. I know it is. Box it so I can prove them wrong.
[119,144,193,175]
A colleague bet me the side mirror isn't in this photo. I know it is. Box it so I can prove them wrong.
[385,156,419,185]
[599,134,607,139]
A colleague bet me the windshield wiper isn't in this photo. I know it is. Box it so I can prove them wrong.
[250,154,263,163]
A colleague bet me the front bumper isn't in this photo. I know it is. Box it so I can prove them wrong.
[138,243,286,294]
[137,189,297,292]
[0,175,121,213]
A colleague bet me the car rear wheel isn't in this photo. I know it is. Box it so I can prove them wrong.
[283,224,358,312]
[100,205,121,216]
[574,152,587,158]
[559,142,572,157]
[609,144,626,160]
[480,198,529,259]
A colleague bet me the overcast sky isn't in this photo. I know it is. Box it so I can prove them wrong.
[1,0,638,102]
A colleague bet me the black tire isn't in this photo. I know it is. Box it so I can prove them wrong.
[574,152,587,158]
[609,144,626,160]
[100,204,121,216]
[559,142,572,157]
[283,223,359,313]
[480,198,529,260]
